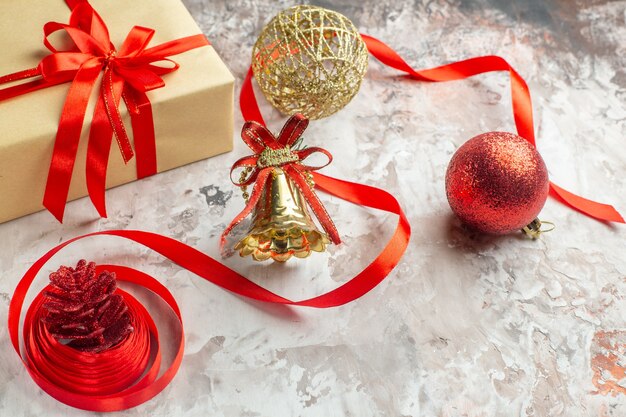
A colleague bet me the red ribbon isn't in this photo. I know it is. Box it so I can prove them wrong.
[9,29,418,413]
[360,34,624,224]
[0,0,210,222]
[222,114,340,247]
[10,241,184,411]
[11,197,409,407]
[242,35,622,224]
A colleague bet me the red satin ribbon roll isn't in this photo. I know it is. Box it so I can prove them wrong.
[12,260,183,412]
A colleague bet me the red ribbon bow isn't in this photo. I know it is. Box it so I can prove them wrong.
[0,0,210,222]
[221,113,341,247]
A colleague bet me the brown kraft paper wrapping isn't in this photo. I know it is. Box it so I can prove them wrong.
[0,0,234,223]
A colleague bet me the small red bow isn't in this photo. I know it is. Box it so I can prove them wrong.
[0,0,210,222]
[222,113,340,247]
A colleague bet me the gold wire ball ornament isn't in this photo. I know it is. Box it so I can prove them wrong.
[251,5,369,120]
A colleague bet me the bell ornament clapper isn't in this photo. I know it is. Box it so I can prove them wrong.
[235,167,330,262]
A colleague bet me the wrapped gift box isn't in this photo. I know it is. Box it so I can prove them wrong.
[0,0,234,223]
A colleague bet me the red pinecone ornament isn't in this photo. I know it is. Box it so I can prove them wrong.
[42,260,133,353]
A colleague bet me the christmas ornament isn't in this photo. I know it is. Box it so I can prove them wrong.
[11,254,185,412]
[235,168,330,261]
[445,131,550,236]
[222,113,340,262]
[251,5,368,120]
[42,260,133,352]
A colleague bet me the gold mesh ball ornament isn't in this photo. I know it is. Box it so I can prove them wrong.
[251,5,369,120]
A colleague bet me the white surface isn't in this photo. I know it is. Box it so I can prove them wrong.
[1,0,625,416]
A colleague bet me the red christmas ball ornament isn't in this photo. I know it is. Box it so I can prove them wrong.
[445,132,550,235]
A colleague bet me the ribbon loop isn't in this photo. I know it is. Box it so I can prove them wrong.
[241,120,280,152]
[277,112,309,146]
[118,26,155,57]
[229,156,260,186]
[295,147,333,171]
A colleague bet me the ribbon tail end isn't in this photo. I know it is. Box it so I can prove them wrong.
[95,204,108,219]
[549,182,625,224]
[89,190,108,219]
[122,151,135,165]
[42,199,65,224]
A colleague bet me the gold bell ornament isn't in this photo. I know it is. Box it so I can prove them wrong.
[221,113,341,262]
[236,168,328,262]
[251,5,369,120]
